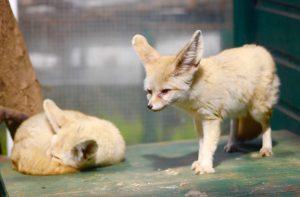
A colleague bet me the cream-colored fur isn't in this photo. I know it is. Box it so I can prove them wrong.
[11,99,125,175]
[132,30,279,175]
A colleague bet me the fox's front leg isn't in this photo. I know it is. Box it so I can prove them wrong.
[192,117,221,174]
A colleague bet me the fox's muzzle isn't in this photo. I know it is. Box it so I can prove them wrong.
[146,103,166,112]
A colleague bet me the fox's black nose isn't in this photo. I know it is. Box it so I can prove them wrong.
[147,104,153,110]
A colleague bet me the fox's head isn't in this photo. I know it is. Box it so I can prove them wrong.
[43,99,98,168]
[132,30,204,111]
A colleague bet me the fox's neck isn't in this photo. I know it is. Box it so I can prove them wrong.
[173,57,214,115]
[173,85,200,115]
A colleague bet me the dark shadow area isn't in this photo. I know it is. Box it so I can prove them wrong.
[0,172,8,197]
[80,159,129,173]
[143,140,278,170]
[143,151,198,170]
[236,139,278,153]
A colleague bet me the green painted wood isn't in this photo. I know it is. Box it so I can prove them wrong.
[1,131,300,196]
[260,0,300,8]
[234,0,300,133]
[233,0,256,46]
[276,63,300,111]
[272,108,300,133]
[256,2,300,62]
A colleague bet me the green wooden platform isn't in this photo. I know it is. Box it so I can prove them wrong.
[1,131,300,196]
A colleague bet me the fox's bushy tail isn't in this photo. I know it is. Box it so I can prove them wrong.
[236,113,262,141]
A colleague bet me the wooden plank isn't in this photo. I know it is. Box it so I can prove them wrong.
[282,0,300,6]
[272,107,300,133]
[255,2,300,62]
[1,131,300,196]
[258,0,300,10]
[276,62,300,111]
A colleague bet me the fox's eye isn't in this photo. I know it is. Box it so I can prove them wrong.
[161,89,171,94]
[147,89,152,94]
[51,153,60,160]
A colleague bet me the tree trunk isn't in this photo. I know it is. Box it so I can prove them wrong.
[0,0,43,138]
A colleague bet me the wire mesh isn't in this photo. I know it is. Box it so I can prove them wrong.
[18,0,233,144]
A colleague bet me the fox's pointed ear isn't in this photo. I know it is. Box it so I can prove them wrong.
[43,99,68,133]
[71,140,98,161]
[132,34,160,65]
[174,30,203,74]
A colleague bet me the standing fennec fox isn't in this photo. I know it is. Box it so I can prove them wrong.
[132,30,279,174]
[11,99,125,175]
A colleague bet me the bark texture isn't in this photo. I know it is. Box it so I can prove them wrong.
[0,0,43,138]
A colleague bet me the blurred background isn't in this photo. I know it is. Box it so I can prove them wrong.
[10,0,233,146]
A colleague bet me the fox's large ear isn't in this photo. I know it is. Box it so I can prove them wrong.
[71,140,98,161]
[174,30,203,75]
[132,34,160,65]
[43,99,68,133]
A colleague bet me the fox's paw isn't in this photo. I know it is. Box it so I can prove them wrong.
[259,147,273,157]
[191,161,215,175]
[224,143,239,153]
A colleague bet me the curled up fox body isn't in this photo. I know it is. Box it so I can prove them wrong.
[132,30,280,174]
[11,99,125,175]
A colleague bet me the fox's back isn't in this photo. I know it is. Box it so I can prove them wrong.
[190,45,278,119]
[215,45,278,107]
[13,113,52,145]
[211,45,276,85]
[12,113,53,169]
[13,110,86,147]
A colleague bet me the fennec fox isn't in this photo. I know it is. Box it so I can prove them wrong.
[132,30,279,174]
[11,99,125,175]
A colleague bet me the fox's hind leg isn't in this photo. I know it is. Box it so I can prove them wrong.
[224,119,239,153]
[260,125,273,157]
[250,109,273,157]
